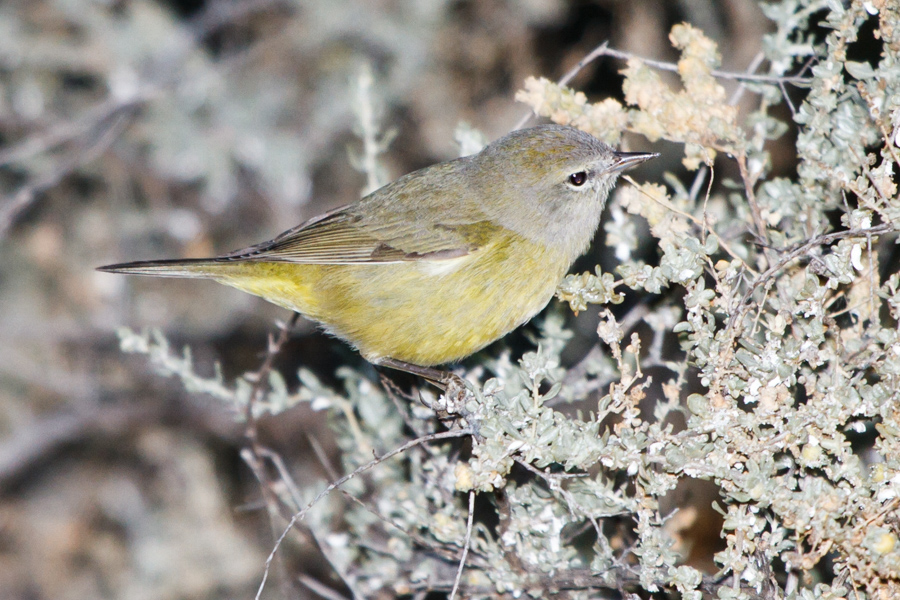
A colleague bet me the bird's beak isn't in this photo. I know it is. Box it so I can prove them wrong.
[611,151,659,173]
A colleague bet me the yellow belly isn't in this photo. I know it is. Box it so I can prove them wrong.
[215,233,568,366]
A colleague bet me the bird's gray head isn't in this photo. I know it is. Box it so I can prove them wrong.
[471,124,657,262]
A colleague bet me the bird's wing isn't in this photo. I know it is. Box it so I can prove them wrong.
[214,159,497,264]
[219,158,495,265]
[218,209,467,264]
[223,205,497,266]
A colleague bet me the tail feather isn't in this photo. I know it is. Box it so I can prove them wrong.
[96,258,228,279]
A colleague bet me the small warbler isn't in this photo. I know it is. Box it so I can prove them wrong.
[99,125,656,385]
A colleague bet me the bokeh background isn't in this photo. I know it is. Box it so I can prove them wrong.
[0,1,780,597]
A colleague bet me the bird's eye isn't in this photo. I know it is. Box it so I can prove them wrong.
[568,171,588,187]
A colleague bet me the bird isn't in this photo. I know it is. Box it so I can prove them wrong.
[99,125,656,387]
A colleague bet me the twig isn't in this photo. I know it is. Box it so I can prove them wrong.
[698,162,715,249]
[736,152,772,261]
[244,313,300,426]
[515,41,811,132]
[258,446,305,510]
[727,52,767,106]
[517,460,610,542]
[298,574,351,600]
[514,41,609,130]
[379,373,422,434]
[597,46,811,85]
[0,0,291,239]
[308,432,466,567]
[688,164,708,205]
[239,313,299,600]
[724,224,896,338]
[241,313,299,508]
[622,174,757,274]
[449,490,476,600]
[255,428,474,600]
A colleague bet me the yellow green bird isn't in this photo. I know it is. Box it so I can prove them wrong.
[99,125,656,384]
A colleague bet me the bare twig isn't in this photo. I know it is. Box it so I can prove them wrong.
[449,491,476,600]
[725,224,896,338]
[298,574,351,600]
[241,313,300,509]
[244,313,300,426]
[514,41,609,130]
[379,373,422,434]
[688,164,709,205]
[727,52,767,106]
[307,432,466,568]
[597,46,811,85]
[238,313,299,600]
[622,174,757,274]
[255,428,474,600]
[258,446,306,510]
[515,39,811,131]
[736,152,772,260]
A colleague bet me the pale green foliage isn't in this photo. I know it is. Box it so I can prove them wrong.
[117,327,310,418]
[122,1,900,598]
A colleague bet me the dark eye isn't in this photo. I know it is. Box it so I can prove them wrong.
[568,171,587,187]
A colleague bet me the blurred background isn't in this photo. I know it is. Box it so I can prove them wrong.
[0,0,775,597]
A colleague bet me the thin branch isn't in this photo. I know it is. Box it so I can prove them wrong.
[727,51,767,106]
[597,46,812,85]
[258,446,305,510]
[0,91,153,169]
[244,313,300,426]
[449,491,476,600]
[239,314,299,600]
[725,224,896,338]
[557,41,611,88]
[735,153,772,260]
[515,40,810,132]
[241,313,300,509]
[0,0,292,239]
[514,41,609,130]
[298,574,351,600]
[688,164,709,205]
[622,174,757,274]
[255,428,474,600]
[312,433,470,571]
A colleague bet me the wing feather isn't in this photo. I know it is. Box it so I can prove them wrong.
[216,157,490,265]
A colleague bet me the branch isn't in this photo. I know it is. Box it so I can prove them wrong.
[255,428,474,600]
[725,224,896,337]
[449,490,476,600]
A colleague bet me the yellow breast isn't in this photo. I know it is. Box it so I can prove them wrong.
[215,231,569,366]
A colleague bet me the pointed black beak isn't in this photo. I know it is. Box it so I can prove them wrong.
[611,151,659,173]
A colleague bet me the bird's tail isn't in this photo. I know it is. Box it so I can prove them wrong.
[96,258,232,279]
[98,257,318,316]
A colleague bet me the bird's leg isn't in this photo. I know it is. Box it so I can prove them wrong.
[374,357,469,415]
[374,357,459,388]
